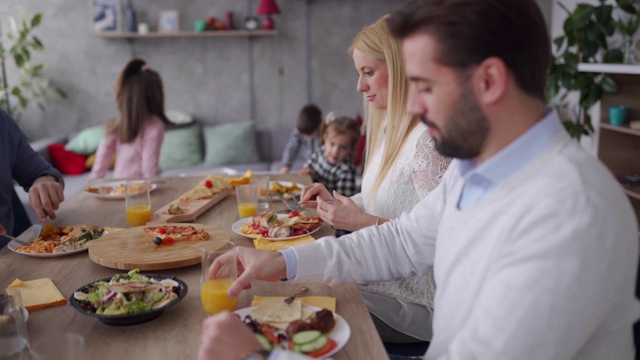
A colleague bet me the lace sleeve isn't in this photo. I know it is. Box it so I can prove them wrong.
[412,130,452,199]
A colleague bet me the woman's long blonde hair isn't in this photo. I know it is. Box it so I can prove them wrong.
[348,15,420,196]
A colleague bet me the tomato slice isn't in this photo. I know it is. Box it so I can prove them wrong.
[162,237,175,244]
[204,180,213,188]
[262,331,280,345]
[288,211,299,218]
[307,338,337,358]
[158,227,167,235]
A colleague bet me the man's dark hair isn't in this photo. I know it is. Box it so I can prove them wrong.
[297,104,322,135]
[387,0,550,100]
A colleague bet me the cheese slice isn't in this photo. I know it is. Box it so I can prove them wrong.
[252,235,315,251]
[6,278,66,311]
[251,298,302,324]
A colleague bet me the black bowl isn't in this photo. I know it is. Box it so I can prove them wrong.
[69,273,188,326]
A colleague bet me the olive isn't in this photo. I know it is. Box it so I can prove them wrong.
[153,237,163,245]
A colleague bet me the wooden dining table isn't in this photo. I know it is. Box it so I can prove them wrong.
[0,174,388,359]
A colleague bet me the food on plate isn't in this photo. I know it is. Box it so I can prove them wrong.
[240,212,322,238]
[85,183,150,196]
[241,300,338,357]
[166,203,184,215]
[15,224,105,254]
[270,181,301,195]
[180,175,230,201]
[144,225,210,242]
[72,269,181,315]
[225,170,253,187]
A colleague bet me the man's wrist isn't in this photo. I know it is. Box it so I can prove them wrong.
[38,171,61,184]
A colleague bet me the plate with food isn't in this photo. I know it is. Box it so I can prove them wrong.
[7,224,109,258]
[69,269,187,326]
[265,181,302,201]
[83,181,158,200]
[232,212,322,241]
[235,299,350,359]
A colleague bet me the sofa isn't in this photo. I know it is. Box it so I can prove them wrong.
[14,121,305,223]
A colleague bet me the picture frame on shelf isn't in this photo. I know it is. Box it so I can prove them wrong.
[92,0,120,33]
[158,9,179,33]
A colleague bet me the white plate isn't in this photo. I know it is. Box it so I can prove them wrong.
[234,305,350,359]
[83,181,158,200]
[7,231,108,258]
[231,215,320,241]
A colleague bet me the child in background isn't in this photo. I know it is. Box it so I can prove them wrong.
[90,58,171,179]
[298,114,360,198]
[279,104,322,174]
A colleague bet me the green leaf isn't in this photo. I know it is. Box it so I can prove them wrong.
[553,36,566,52]
[600,75,618,92]
[30,13,42,28]
[603,49,624,63]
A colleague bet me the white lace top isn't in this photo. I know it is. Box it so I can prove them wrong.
[353,121,450,310]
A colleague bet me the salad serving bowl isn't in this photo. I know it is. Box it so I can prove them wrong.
[69,273,188,326]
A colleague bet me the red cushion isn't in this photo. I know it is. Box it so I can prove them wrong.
[47,143,88,175]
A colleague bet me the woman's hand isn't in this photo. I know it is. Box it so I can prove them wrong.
[197,311,262,360]
[316,191,378,232]
[29,175,64,222]
[299,183,332,208]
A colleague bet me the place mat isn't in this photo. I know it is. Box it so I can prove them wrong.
[6,278,66,311]
[252,234,315,251]
[251,295,336,312]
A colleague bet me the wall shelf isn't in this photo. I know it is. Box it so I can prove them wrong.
[91,30,277,39]
[578,63,640,74]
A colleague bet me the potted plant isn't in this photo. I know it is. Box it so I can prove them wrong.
[0,10,66,121]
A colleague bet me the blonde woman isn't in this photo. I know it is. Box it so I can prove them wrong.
[300,16,451,344]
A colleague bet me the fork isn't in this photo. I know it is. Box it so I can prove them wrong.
[18,220,45,243]
[2,234,31,246]
[284,286,309,305]
[275,193,305,213]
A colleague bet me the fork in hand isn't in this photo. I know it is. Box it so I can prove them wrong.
[276,193,304,213]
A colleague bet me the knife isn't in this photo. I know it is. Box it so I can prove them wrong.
[2,234,31,246]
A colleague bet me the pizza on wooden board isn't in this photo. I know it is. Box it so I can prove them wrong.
[144,225,210,242]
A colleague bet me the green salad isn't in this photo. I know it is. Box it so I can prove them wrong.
[73,269,180,316]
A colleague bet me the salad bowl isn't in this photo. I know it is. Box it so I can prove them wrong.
[69,272,188,326]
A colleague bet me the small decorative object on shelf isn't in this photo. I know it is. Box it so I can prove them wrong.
[158,9,179,33]
[92,0,120,32]
[124,0,137,32]
[194,20,207,32]
[609,105,628,126]
[226,12,234,30]
[137,22,149,35]
[257,0,280,30]
[244,16,259,31]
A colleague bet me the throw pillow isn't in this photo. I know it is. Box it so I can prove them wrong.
[64,126,105,155]
[159,124,203,170]
[202,121,260,166]
[47,143,88,175]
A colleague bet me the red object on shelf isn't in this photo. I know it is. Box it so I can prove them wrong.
[257,0,280,30]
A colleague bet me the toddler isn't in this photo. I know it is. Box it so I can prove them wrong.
[299,114,360,197]
[279,104,322,174]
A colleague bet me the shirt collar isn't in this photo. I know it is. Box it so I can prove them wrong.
[457,108,562,185]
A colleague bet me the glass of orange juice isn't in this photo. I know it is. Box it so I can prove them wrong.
[236,184,258,218]
[125,180,152,227]
[200,241,239,315]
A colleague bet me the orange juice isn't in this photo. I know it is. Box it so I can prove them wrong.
[126,205,152,226]
[200,279,238,314]
[237,202,257,218]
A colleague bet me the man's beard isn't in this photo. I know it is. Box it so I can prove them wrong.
[421,85,490,159]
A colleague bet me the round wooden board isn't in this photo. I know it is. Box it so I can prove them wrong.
[88,223,231,271]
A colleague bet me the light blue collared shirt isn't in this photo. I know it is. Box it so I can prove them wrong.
[280,109,563,280]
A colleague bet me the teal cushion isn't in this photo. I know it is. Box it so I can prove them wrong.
[159,124,203,170]
[203,121,259,166]
[64,126,105,155]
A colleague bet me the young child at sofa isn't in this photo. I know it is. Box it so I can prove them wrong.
[298,114,360,198]
[90,58,172,179]
[279,104,323,174]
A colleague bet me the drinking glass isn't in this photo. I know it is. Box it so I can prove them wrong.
[251,175,271,213]
[236,184,258,218]
[0,289,29,359]
[30,332,85,360]
[200,241,239,315]
[125,180,152,227]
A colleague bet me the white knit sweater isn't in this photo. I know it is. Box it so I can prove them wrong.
[293,131,640,359]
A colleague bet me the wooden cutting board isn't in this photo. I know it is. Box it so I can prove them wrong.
[148,188,232,225]
[88,223,230,270]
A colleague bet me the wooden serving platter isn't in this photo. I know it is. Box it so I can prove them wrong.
[148,188,232,224]
[88,223,230,270]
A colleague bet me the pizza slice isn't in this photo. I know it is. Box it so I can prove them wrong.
[144,225,210,242]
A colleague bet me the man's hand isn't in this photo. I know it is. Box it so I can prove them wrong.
[29,175,64,222]
[0,224,6,236]
[197,311,262,360]
[315,191,377,231]
[209,247,287,298]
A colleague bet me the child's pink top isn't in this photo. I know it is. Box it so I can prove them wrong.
[90,116,165,179]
